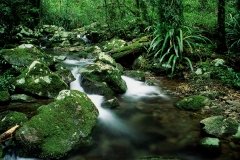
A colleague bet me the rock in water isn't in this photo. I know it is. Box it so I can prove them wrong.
[200,116,239,137]
[16,90,99,159]
[15,61,68,98]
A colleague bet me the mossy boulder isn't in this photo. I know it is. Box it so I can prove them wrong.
[15,61,68,98]
[0,91,10,104]
[94,52,122,71]
[80,61,127,96]
[81,77,115,98]
[102,38,127,52]
[0,45,52,71]
[176,95,210,111]
[16,90,98,159]
[200,116,239,138]
[0,111,28,133]
[54,68,75,85]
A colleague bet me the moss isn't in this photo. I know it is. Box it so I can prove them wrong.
[15,61,68,98]
[110,41,149,60]
[0,111,28,133]
[81,61,127,94]
[124,70,146,81]
[0,91,10,104]
[176,95,209,111]
[102,38,127,52]
[196,60,240,89]
[81,77,115,98]
[0,47,52,71]
[200,116,239,137]
[16,90,98,159]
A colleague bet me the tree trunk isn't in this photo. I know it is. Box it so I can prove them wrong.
[217,0,227,53]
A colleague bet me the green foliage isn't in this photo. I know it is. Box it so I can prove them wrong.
[0,70,15,92]
[176,95,209,111]
[183,0,217,31]
[226,14,240,52]
[197,61,240,89]
[0,0,39,46]
[149,26,210,75]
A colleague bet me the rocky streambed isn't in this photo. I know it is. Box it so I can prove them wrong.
[0,24,240,160]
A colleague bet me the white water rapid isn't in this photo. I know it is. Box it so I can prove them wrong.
[66,59,132,135]
[121,75,167,100]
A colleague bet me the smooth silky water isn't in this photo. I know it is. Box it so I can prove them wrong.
[3,58,211,160]
[63,58,208,160]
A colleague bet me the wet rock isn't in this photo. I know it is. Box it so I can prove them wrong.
[15,61,68,98]
[38,25,64,35]
[81,77,115,98]
[176,95,210,111]
[102,38,127,52]
[200,116,239,137]
[80,61,127,96]
[16,90,98,159]
[200,137,220,149]
[11,94,36,103]
[124,70,145,81]
[0,91,10,105]
[133,56,151,70]
[0,111,28,133]
[95,52,119,69]
[102,97,120,109]
[0,45,52,71]
[54,68,75,85]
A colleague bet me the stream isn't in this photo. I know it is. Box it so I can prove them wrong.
[62,58,208,160]
[2,57,219,160]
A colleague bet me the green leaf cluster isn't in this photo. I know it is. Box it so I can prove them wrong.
[149,26,210,75]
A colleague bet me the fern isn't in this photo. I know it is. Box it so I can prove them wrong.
[149,25,211,75]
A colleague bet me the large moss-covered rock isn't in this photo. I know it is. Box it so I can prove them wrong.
[0,111,28,133]
[16,90,98,159]
[0,45,52,71]
[176,95,209,111]
[15,61,68,98]
[0,91,10,105]
[81,77,115,98]
[200,116,239,138]
[80,61,127,96]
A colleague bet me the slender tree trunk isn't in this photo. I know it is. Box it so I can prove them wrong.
[217,0,227,53]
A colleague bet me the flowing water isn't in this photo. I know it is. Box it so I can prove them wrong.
[63,58,208,160]
[3,58,225,160]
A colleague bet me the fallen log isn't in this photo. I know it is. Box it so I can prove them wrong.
[0,124,19,143]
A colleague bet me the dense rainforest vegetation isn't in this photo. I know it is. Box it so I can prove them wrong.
[0,0,240,160]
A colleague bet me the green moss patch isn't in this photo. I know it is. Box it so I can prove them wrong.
[16,90,98,159]
[176,95,209,111]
